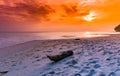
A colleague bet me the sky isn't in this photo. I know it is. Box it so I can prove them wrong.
[0,0,120,32]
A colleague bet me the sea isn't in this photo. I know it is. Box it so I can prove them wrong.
[0,32,119,48]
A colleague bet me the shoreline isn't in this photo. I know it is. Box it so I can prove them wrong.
[0,32,118,48]
[0,34,118,59]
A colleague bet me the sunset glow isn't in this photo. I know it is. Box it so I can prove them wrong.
[0,0,120,32]
[83,11,96,22]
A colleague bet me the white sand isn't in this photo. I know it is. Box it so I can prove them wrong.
[0,34,120,76]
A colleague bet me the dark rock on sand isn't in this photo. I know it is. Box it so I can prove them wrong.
[47,50,73,62]
[74,38,80,40]
[0,71,8,75]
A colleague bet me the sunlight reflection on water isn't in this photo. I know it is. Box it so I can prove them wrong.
[0,32,119,48]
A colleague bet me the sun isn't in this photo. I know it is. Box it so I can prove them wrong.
[83,11,96,22]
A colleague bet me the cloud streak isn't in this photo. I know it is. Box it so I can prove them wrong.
[0,1,55,21]
[0,0,92,23]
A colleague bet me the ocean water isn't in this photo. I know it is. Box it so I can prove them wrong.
[0,32,119,48]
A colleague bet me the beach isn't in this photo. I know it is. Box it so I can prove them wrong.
[0,34,120,76]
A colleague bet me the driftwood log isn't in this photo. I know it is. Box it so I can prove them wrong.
[47,50,73,62]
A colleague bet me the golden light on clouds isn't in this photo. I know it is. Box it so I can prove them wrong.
[83,11,97,22]
[0,0,120,32]
[0,0,103,23]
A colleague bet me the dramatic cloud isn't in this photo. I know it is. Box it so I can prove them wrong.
[0,0,93,23]
[0,1,55,22]
[0,0,119,32]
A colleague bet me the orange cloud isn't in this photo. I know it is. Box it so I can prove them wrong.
[0,0,92,23]
[0,0,120,32]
